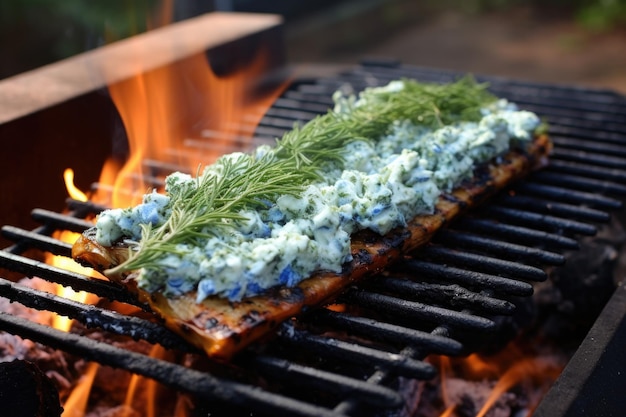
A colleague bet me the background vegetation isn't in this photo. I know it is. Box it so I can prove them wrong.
[1,0,624,80]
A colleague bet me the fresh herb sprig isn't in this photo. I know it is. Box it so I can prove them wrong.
[107,77,497,276]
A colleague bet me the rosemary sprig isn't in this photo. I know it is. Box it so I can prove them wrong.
[107,77,497,276]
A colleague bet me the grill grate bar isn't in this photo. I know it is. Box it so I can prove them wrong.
[529,171,626,196]
[0,251,142,307]
[272,97,331,113]
[333,324,452,416]
[0,277,192,351]
[251,124,293,140]
[433,229,566,265]
[339,288,495,331]
[65,199,108,218]
[550,117,626,136]
[281,90,332,107]
[365,278,516,315]
[262,106,322,123]
[479,205,598,236]
[303,308,463,355]
[276,322,436,380]
[416,245,547,281]
[249,354,404,408]
[256,115,301,130]
[539,117,626,135]
[550,134,626,156]
[551,148,626,169]
[453,217,579,249]
[396,259,534,295]
[0,312,352,417]
[494,195,611,223]
[31,209,94,234]
[546,160,626,183]
[513,182,622,209]
[2,226,73,257]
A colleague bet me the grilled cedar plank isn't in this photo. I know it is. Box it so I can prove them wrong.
[72,134,551,360]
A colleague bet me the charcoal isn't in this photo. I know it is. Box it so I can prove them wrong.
[0,359,63,417]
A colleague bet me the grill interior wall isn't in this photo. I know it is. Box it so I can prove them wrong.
[0,93,117,249]
[1,60,626,417]
[0,12,286,250]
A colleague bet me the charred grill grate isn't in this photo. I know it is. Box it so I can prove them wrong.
[1,62,626,416]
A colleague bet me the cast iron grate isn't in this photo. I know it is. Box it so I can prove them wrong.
[1,61,626,416]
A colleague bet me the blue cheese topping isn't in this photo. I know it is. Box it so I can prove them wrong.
[93,82,541,302]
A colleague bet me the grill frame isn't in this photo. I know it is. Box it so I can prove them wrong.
[1,61,626,416]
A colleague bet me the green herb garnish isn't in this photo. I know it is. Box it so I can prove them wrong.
[107,77,497,276]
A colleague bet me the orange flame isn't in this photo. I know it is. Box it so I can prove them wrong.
[439,405,457,417]
[56,17,288,416]
[458,353,501,380]
[433,342,565,417]
[96,43,287,209]
[61,362,99,417]
[112,344,184,417]
[63,168,88,202]
[122,345,166,417]
[475,355,563,417]
[53,4,290,415]
[49,170,101,331]
[48,233,100,331]
[438,356,452,409]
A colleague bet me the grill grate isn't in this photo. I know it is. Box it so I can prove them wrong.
[1,62,626,416]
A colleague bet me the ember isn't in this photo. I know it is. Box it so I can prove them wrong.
[419,343,565,417]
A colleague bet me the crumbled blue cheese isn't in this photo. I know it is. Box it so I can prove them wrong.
[95,191,170,246]
[94,82,541,302]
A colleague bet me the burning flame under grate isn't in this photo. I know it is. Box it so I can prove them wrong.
[1,62,626,417]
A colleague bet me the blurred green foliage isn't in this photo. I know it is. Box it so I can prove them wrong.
[429,0,626,30]
[481,0,626,30]
[0,0,159,79]
[1,0,624,80]
[575,0,626,31]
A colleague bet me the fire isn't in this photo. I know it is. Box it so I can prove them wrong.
[63,168,89,202]
[48,171,101,332]
[439,405,457,417]
[52,13,288,416]
[458,353,500,379]
[97,42,287,209]
[120,344,191,417]
[44,171,100,416]
[61,363,100,417]
[433,341,565,417]
[50,256,99,332]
